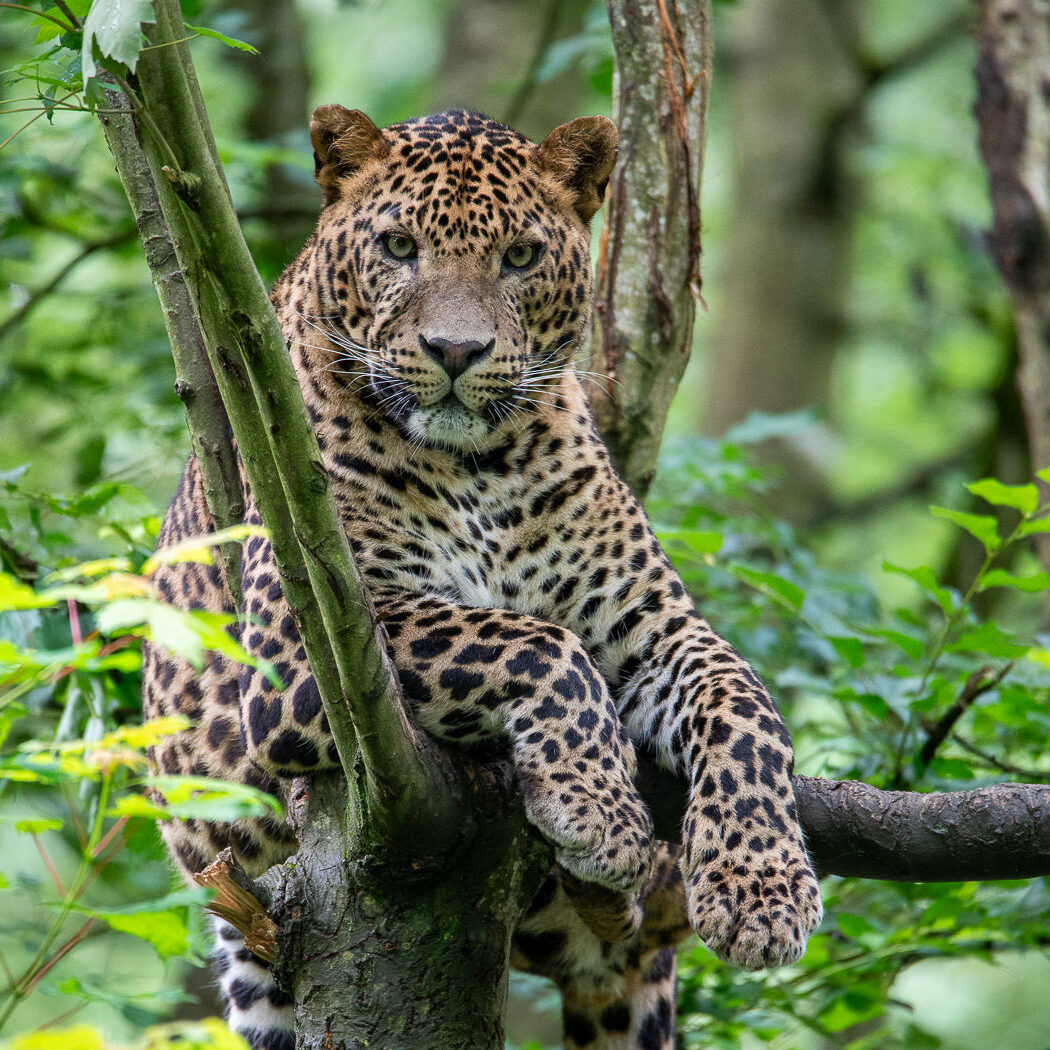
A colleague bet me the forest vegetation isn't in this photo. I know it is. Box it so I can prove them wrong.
[1,1,1049,1048]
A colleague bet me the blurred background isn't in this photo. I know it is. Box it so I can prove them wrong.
[2,1,1049,1048]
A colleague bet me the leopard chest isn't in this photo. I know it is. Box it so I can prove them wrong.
[324,442,612,624]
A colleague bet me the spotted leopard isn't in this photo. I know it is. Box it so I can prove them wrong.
[143,106,822,1050]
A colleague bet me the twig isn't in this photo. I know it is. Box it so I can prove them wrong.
[50,0,81,29]
[0,89,79,151]
[7,239,124,332]
[950,734,1050,783]
[918,662,1014,771]
[193,849,278,963]
[0,2,72,31]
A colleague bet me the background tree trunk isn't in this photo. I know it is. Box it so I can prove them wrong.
[973,0,1050,625]
[430,0,594,142]
[702,0,860,518]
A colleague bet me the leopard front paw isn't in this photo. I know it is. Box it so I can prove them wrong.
[520,772,653,893]
[683,822,822,969]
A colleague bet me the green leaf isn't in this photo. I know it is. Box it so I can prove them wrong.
[867,627,924,661]
[837,913,878,938]
[185,23,259,53]
[96,908,189,957]
[1036,466,1050,484]
[1020,514,1050,536]
[979,568,1050,593]
[145,775,283,823]
[966,477,1040,515]
[929,506,1001,551]
[142,524,267,575]
[108,794,169,821]
[948,621,1028,659]
[81,0,155,83]
[0,573,52,611]
[828,636,865,668]
[14,817,63,834]
[7,1027,105,1050]
[730,566,804,612]
[855,693,890,720]
[653,526,723,557]
[882,562,955,616]
[928,756,976,780]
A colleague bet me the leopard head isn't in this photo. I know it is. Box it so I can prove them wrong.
[297,107,616,450]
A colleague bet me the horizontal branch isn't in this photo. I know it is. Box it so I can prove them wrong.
[636,758,1050,881]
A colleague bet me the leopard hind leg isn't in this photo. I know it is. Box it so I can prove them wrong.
[513,842,690,1050]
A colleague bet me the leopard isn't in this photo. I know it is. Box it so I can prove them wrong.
[143,105,823,1050]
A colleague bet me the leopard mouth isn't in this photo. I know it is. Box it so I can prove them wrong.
[404,393,491,449]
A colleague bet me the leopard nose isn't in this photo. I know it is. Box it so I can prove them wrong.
[420,335,494,381]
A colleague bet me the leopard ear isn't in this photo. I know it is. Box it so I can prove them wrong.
[310,105,390,204]
[536,115,618,223]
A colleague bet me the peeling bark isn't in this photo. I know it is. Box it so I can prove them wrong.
[590,0,712,498]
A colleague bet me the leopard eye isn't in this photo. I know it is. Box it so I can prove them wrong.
[503,243,536,270]
[382,232,417,260]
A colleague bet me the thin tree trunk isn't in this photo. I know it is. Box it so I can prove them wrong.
[702,0,860,517]
[589,0,713,499]
[973,0,1050,625]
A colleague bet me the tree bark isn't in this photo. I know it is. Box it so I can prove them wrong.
[589,0,713,498]
[638,759,1050,881]
[97,86,245,604]
[973,0,1050,624]
[268,770,550,1049]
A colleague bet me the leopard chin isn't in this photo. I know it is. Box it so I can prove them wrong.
[405,394,492,450]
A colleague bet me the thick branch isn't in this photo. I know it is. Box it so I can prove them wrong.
[637,758,1050,881]
[97,86,245,605]
[589,0,712,497]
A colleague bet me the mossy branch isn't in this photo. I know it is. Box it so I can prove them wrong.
[99,0,453,836]
[96,84,245,606]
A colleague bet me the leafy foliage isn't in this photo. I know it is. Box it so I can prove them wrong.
[649,430,1050,1047]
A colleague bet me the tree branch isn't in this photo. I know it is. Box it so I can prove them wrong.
[96,85,245,604]
[636,758,1050,881]
[589,0,712,497]
[0,229,135,343]
[950,733,1050,783]
[918,662,1014,772]
[112,0,456,838]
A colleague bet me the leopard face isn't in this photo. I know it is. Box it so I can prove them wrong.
[289,108,616,451]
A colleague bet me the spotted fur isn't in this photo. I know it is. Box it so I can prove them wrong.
[144,107,822,1049]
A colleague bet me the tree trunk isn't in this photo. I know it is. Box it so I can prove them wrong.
[973,0,1050,625]
[589,0,713,499]
[429,0,594,143]
[702,0,860,516]
[271,770,550,1049]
